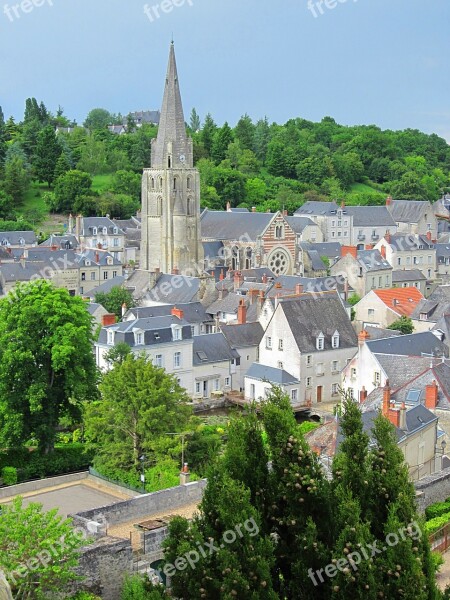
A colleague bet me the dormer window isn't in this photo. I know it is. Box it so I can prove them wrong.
[85,260,91,267]
[1,239,8,246]
[19,238,25,246]
[92,227,97,235]
[134,331,143,345]
[102,227,107,235]
[107,257,113,265]
[107,330,115,345]
[316,332,325,351]
[113,227,118,234]
[172,326,182,341]
[332,331,340,349]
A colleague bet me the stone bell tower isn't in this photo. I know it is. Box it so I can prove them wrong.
[141,42,203,275]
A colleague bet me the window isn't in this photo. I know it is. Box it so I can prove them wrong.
[351,367,357,378]
[266,336,272,349]
[92,227,97,235]
[428,255,432,264]
[113,238,119,247]
[278,361,284,370]
[187,177,192,190]
[102,227,107,235]
[368,308,375,317]
[316,363,324,376]
[332,331,340,349]
[174,352,181,368]
[81,272,86,281]
[306,355,312,366]
[291,389,298,402]
[154,354,163,367]
[91,272,96,280]
[337,231,342,237]
[406,256,411,266]
[196,382,201,394]
[306,377,312,387]
[331,220,336,227]
[332,232,336,238]
[103,272,108,280]
[172,327,182,341]
[113,227,118,234]
[225,377,231,387]
[213,378,220,391]
[316,333,324,351]
[332,360,339,372]
[135,332,143,345]
[151,177,155,189]
[113,271,117,278]
[397,258,401,266]
[419,312,428,321]
[374,371,381,386]
[332,383,339,396]
[278,339,284,351]
[107,330,115,345]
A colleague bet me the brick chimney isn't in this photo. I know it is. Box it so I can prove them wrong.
[102,314,116,326]
[97,242,103,249]
[237,299,247,324]
[365,244,374,250]
[341,201,345,209]
[341,246,358,259]
[248,288,259,304]
[359,386,368,404]
[382,380,391,416]
[95,251,100,263]
[425,380,438,409]
[68,213,73,232]
[262,273,268,284]
[171,306,185,320]
[234,271,244,291]
[258,290,265,310]
[388,402,400,428]
[358,330,370,346]
[219,269,224,281]
[380,245,387,259]
[252,206,256,213]
[386,195,393,207]
[385,231,391,244]
[295,283,303,295]
[283,210,288,216]
[399,402,407,429]
[121,303,127,317]
[172,267,179,275]
[426,231,432,241]
[179,463,190,485]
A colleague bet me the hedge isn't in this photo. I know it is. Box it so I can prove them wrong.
[1,466,18,485]
[424,511,450,534]
[0,444,94,483]
[425,498,450,521]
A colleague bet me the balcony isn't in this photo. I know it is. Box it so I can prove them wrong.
[371,233,380,240]
[357,234,366,241]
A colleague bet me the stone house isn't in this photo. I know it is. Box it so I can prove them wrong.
[353,287,423,329]
[330,246,392,297]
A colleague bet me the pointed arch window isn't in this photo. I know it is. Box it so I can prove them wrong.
[231,246,239,271]
[187,197,194,216]
[159,177,163,190]
[187,176,192,190]
[245,247,253,269]
[151,177,155,190]
[156,197,163,217]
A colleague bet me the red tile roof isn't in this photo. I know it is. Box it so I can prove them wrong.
[373,287,424,317]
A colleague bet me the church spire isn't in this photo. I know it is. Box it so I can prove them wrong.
[151,42,192,169]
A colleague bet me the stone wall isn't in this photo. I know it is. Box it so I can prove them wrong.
[72,479,207,530]
[415,466,450,513]
[0,471,87,500]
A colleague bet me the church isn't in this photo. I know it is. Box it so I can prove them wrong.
[140,42,204,276]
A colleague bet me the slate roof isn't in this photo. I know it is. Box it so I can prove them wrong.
[410,287,450,322]
[436,244,450,263]
[84,276,127,298]
[201,209,274,241]
[145,275,201,305]
[229,208,249,213]
[364,326,401,339]
[372,287,424,317]
[285,216,316,234]
[86,302,107,316]
[266,275,349,298]
[40,234,79,249]
[75,217,124,237]
[279,291,358,353]
[366,331,448,357]
[206,293,258,322]
[98,315,192,347]
[124,302,210,324]
[193,333,239,365]
[307,250,327,271]
[373,355,436,390]
[392,269,426,283]
[126,110,160,125]
[246,363,299,385]
[203,241,224,261]
[294,201,340,216]
[357,249,392,272]
[0,231,37,245]
[299,242,342,261]
[388,200,431,224]
[0,262,50,283]
[386,233,435,251]
[345,206,396,227]
[221,322,264,348]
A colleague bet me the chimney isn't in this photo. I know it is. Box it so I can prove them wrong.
[388,402,401,428]
[262,273,268,284]
[380,245,387,259]
[385,231,391,244]
[340,246,358,259]
[358,330,370,346]
[102,314,116,326]
[219,269,224,281]
[399,402,407,429]
[359,386,368,404]
[234,271,244,291]
[51,244,58,251]
[218,285,228,301]
[171,306,185,320]
[426,231,432,241]
[252,206,256,213]
[295,283,303,295]
[20,254,25,268]
[344,278,349,301]
[121,303,127,317]
[226,202,231,212]
[365,244,374,250]
[258,290,265,311]
[75,214,82,239]
[237,299,247,324]
[283,210,288,216]
[382,380,391,417]
[95,251,100,263]
[341,201,345,209]
[425,380,438,409]
[97,242,103,249]
[248,288,259,304]
[386,195,393,207]
[179,463,190,485]
[172,267,180,275]
[68,213,73,232]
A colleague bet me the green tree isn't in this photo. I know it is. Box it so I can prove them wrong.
[0,497,87,598]
[200,113,217,157]
[94,286,136,318]
[253,117,271,163]
[3,155,30,204]
[245,178,267,205]
[391,171,429,200]
[0,190,15,220]
[0,281,98,454]
[0,106,6,167]
[77,136,108,175]
[234,114,255,151]
[103,342,131,368]
[54,152,72,181]
[189,107,201,133]
[84,354,192,476]
[211,122,233,164]
[109,170,141,201]
[34,125,62,186]
[387,316,414,335]
[83,108,113,131]
[51,170,93,213]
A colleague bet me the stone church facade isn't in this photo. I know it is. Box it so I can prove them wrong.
[141,43,203,275]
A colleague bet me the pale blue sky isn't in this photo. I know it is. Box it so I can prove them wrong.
[1,0,449,139]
